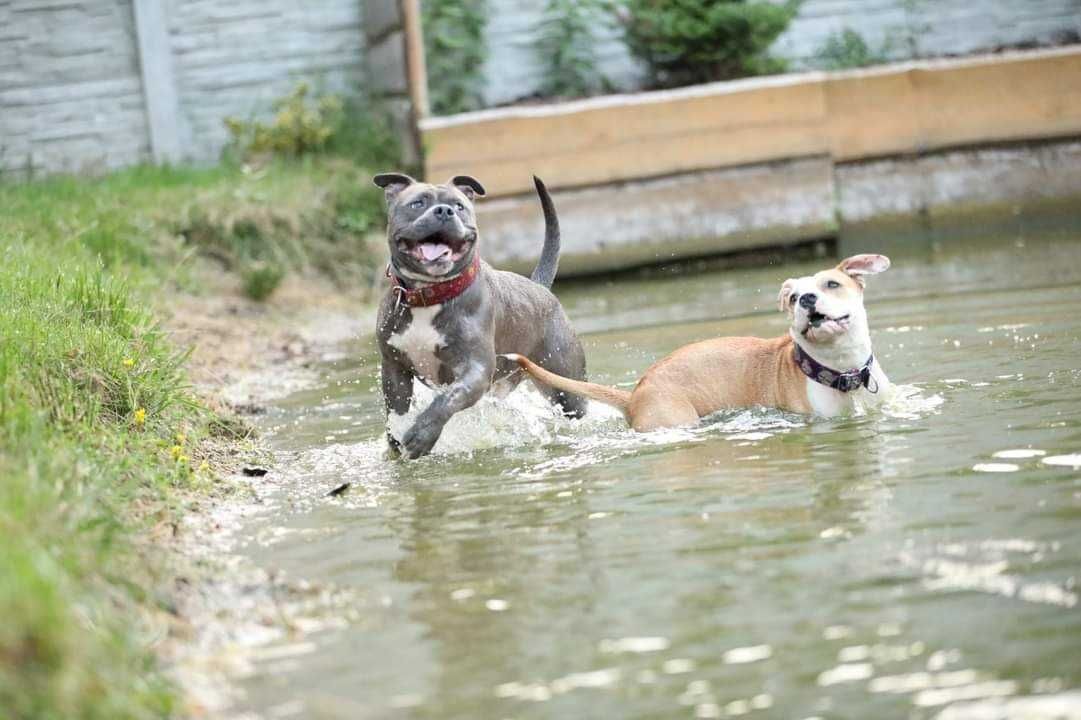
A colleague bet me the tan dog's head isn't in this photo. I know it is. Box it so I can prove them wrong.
[778,254,890,346]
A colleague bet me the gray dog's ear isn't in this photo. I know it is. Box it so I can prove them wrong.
[373,172,416,203]
[450,175,486,201]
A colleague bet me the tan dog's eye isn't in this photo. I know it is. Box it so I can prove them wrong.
[789,293,797,305]
[826,280,841,289]
[455,202,465,211]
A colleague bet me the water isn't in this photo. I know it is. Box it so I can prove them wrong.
[228,235,1081,720]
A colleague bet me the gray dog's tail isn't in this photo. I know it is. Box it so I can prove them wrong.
[529,176,561,289]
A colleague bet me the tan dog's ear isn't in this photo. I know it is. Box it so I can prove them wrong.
[837,254,891,286]
[373,172,416,203]
[777,279,796,313]
[450,175,486,201]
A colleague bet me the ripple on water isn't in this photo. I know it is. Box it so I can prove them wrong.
[900,540,1078,608]
[1042,454,1081,469]
[598,636,670,654]
[935,691,1081,719]
[992,449,1047,459]
[972,463,1020,473]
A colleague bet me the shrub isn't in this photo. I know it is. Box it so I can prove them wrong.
[174,161,382,299]
[241,260,286,301]
[423,0,488,115]
[537,0,612,99]
[225,82,344,158]
[815,28,889,70]
[618,0,797,88]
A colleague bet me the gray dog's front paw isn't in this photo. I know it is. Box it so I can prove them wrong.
[402,418,442,459]
[385,431,403,460]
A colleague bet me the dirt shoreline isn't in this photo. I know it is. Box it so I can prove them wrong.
[165,270,373,409]
[155,270,378,718]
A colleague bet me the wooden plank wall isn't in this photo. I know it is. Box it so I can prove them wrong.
[422,48,1081,197]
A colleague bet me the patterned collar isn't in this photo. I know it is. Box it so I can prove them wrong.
[792,342,878,394]
[388,255,480,308]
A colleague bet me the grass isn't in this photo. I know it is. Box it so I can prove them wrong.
[2,158,388,300]
[0,239,197,718]
[0,151,391,717]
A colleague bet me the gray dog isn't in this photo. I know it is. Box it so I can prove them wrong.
[373,172,587,458]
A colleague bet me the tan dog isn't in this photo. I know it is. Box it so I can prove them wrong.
[507,254,892,431]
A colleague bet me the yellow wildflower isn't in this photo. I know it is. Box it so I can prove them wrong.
[198,461,210,473]
[177,455,189,465]
[122,357,135,368]
[170,445,183,459]
[133,408,147,426]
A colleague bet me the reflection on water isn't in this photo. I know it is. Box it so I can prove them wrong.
[228,235,1081,720]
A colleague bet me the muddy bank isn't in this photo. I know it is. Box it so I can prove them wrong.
[165,269,374,409]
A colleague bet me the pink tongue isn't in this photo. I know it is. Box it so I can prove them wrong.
[417,243,451,261]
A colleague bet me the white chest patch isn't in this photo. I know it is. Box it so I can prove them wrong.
[805,379,855,417]
[388,305,445,384]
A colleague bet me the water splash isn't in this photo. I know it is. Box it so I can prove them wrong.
[883,383,945,420]
[386,380,624,455]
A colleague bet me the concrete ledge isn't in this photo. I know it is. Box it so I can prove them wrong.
[479,157,836,276]
[474,139,1081,277]
[836,140,1081,253]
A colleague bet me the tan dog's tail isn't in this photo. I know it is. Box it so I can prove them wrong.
[504,354,631,412]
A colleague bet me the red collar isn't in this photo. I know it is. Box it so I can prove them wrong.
[388,255,481,307]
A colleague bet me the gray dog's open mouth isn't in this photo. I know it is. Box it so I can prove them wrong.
[397,231,475,264]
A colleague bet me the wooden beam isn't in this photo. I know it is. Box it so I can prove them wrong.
[400,0,430,120]
[132,0,183,163]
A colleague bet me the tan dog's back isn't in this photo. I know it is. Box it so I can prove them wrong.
[509,334,811,431]
[627,335,811,430]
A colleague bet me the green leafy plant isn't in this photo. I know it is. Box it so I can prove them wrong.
[225,82,344,157]
[815,28,889,70]
[423,0,489,115]
[618,0,797,88]
[241,260,286,301]
[537,0,612,99]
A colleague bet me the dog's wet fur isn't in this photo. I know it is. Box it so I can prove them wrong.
[374,173,586,458]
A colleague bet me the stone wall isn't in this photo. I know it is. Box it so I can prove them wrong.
[774,0,1081,69]
[0,0,372,176]
[0,0,151,176]
[166,0,367,164]
[480,0,644,107]
[478,0,1081,107]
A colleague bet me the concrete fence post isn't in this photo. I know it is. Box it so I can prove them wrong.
[132,0,183,163]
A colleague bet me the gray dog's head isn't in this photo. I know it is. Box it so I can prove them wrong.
[374,172,486,280]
